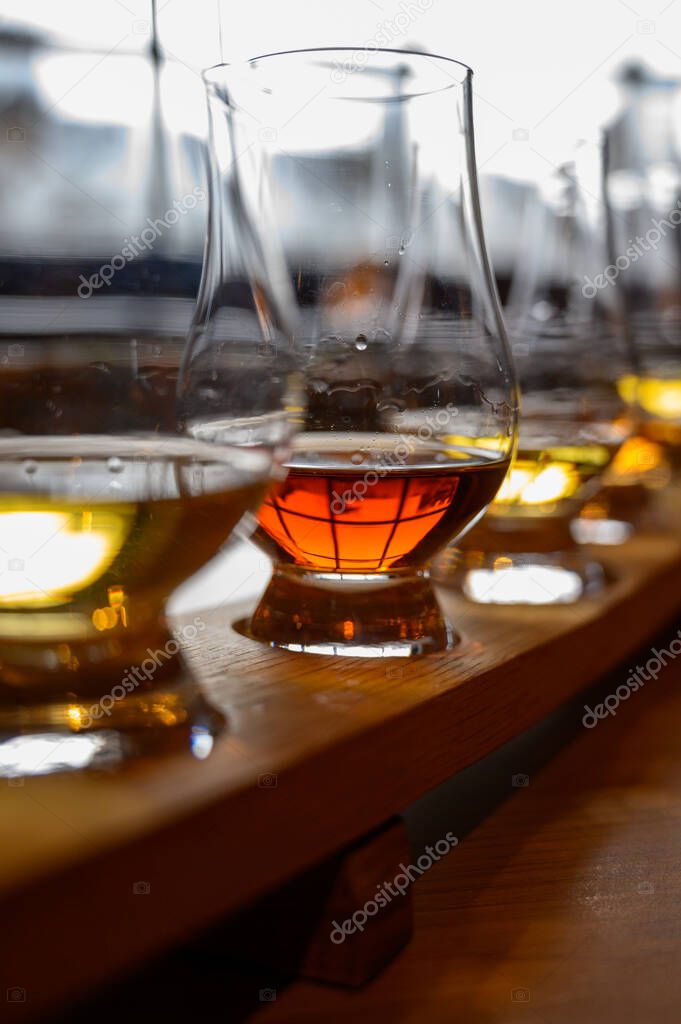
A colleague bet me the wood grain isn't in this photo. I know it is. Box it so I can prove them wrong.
[256,626,681,1023]
[0,491,680,1017]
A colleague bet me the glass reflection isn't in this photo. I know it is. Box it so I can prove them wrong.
[0,679,226,777]
[0,731,121,778]
[461,560,600,606]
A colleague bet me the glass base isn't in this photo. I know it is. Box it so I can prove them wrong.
[588,481,650,524]
[0,671,225,778]
[572,483,651,546]
[434,548,609,606]
[237,568,458,656]
[571,516,633,546]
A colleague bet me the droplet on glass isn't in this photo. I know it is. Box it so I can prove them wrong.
[350,451,365,465]
[531,300,554,322]
[107,457,124,474]
[355,334,368,351]
[23,460,38,476]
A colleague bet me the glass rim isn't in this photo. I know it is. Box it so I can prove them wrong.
[202,47,473,90]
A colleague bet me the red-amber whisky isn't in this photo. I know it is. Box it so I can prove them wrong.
[257,433,509,574]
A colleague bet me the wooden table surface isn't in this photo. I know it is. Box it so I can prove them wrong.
[1,491,680,1017]
[257,618,681,1024]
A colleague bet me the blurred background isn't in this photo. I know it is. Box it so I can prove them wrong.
[1,0,680,609]
[2,0,681,256]
[2,0,679,280]
[4,0,677,151]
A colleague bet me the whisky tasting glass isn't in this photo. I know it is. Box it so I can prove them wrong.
[205,49,518,655]
[604,69,681,471]
[0,43,298,772]
[437,160,634,605]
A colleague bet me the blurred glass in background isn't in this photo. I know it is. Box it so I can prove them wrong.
[604,62,681,470]
[0,4,290,771]
[436,153,635,604]
[0,6,207,346]
[479,175,534,307]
